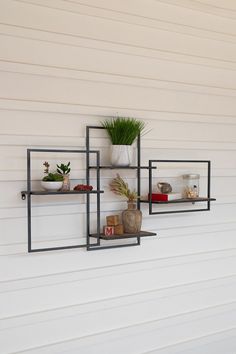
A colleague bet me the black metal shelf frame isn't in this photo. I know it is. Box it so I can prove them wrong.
[21,132,216,253]
[23,148,102,253]
[86,126,157,251]
[145,159,214,215]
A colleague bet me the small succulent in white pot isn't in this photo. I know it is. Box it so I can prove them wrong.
[101,117,146,166]
[41,161,63,191]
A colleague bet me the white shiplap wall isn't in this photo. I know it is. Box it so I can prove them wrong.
[0,0,236,353]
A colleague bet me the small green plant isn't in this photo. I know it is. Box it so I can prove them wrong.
[109,174,138,202]
[42,161,63,182]
[42,173,63,182]
[57,162,71,175]
[101,117,146,145]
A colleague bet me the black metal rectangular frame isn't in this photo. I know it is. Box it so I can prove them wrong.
[146,159,212,215]
[25,148,101,253]
[86,126,155,250]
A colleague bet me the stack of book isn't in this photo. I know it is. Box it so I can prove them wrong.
[148,193,182,202]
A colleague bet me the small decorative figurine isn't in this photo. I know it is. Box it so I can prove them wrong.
[157,182,172,194]
[73,184,93,191]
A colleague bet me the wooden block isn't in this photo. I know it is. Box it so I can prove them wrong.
[114,224,124,235]
[103,226,115,236]
[106,215,120,226]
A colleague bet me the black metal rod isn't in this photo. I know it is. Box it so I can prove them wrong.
[137,133,141,211]
[137,133,141,245]
[149,160,153,215]
[87,126,104,130]
[96,150,101,247]
[27,148,95,153]
[87,241,139,251]
[27,149,31,252]
[149,159,211,163]
[30,244,86,253]
[86,126,102,249]
[140,198,215,205]
[86,126,91,250]
[150,208,209,215]
[207,160,211,210]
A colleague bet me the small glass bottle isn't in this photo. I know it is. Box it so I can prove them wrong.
[182,174,200,199]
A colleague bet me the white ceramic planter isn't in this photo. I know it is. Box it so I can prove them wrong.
[41,181,63,191]
[110,145,133,166]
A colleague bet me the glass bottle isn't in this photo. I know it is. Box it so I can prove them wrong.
[182,174,200,198]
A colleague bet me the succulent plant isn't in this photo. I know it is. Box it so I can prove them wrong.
[56,162,71,175]
[42,173,63,182]
[42,161,63,182]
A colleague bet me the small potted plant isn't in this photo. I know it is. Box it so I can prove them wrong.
[101,117,146,166]
[56,162,71,191]
[110,174,142,233]
[41,162,63,191]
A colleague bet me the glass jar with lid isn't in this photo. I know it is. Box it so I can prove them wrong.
[182,174,200,198]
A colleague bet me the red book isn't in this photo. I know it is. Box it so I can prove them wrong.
[148,193,182,202]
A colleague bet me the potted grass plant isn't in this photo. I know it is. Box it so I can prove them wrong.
[101,117,146,166]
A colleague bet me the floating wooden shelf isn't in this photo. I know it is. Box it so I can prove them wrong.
[90,230,157,240]
[89,165,156,170]
[21,190,103,197]
[140,197,216,205]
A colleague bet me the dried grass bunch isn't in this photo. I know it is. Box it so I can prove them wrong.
[109,174,137,202]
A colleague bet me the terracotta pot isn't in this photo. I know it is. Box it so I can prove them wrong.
[122,202,142,234]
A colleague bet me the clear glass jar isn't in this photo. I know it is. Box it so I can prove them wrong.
[182,174,200,198]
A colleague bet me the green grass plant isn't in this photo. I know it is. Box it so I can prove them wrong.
[101,117,146,145]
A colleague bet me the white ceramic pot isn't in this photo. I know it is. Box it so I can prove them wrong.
[41,181,63,191]
[110,145,133,166]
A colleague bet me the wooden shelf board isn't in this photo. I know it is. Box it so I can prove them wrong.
[21,190,104,196]
[140,197,216,204]
[89,165,156,170]
[90,230,157,240]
